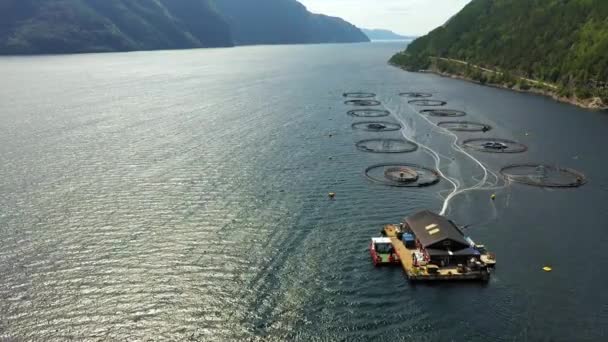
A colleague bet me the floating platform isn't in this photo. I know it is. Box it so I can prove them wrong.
[383,224,490,282]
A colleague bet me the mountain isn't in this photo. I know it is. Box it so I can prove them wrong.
[0,0,234,54]
[362,29,413,41]
[0,0,368,55]
[390,0,608,108]
[214,0,369,45]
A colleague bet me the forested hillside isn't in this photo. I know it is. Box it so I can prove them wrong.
[0,0,234,54]
[0,0,368,55]
[390,0,608,106]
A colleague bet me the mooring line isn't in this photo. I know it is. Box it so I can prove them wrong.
[381,95,505,216]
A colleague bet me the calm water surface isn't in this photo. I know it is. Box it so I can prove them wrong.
[1,43,608,341]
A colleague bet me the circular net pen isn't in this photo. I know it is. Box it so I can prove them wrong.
[500,164,587,188]
[462,138,528,153]
[399,92,433,98]
[343,92,376,99]
[355,139,418,153]
[351,121,402,132]
[421,109,466,117]
[408,99,447,107]
[437,121,492,132]
[356,139,418,153]
[347,109,390,118]
[344,99,381,106]
[365,163,441,187]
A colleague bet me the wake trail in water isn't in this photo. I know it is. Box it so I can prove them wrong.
[380,95,505,216]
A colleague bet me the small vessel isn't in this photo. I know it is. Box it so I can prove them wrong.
[475,244,496,267]
[482,141,508,150]
[464,237,497,267]
[369,237,400,266]
[367,123,387,130]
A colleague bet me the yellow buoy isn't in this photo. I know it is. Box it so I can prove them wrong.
[328,192,336,199]
[491,194,496,200]
[543,266,552,272]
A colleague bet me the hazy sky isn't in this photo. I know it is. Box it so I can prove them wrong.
[298,0,471,36]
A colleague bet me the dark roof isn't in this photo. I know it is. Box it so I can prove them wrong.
[426,247,480,257]
[404,210,470,250]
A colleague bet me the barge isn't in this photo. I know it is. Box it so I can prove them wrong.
[373,210,493,282]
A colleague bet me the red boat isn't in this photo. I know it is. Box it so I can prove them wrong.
[369,237,400,266]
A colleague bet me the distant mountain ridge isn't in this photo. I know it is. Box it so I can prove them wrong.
[362,29,414,41]
[0,0,369,55]
[217,0,368,45]
[0,0,234,54]
[389,0,608,108]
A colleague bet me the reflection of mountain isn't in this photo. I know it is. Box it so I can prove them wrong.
[0,0,369,55]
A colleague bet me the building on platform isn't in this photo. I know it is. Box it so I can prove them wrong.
[402,210,480,267]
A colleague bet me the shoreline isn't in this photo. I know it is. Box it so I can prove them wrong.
[389,61,607,111]
[0,41,371,57]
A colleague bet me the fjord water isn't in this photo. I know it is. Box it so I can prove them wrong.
[1,43,608,341]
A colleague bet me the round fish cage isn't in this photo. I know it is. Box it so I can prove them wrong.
[408,99,447,107]
[421,109,466,117]
[344,99,381,106]
[351,121,402,132]
[437,121,492,132]
[365,163,441,187]
[343,92,376,99]
[347,109,390,118]
[399,92,433,98]
[500,164,587,188]
[356,138,418,153]
[462,138,528,153]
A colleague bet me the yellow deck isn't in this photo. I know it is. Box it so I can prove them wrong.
[384,225,489,281]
